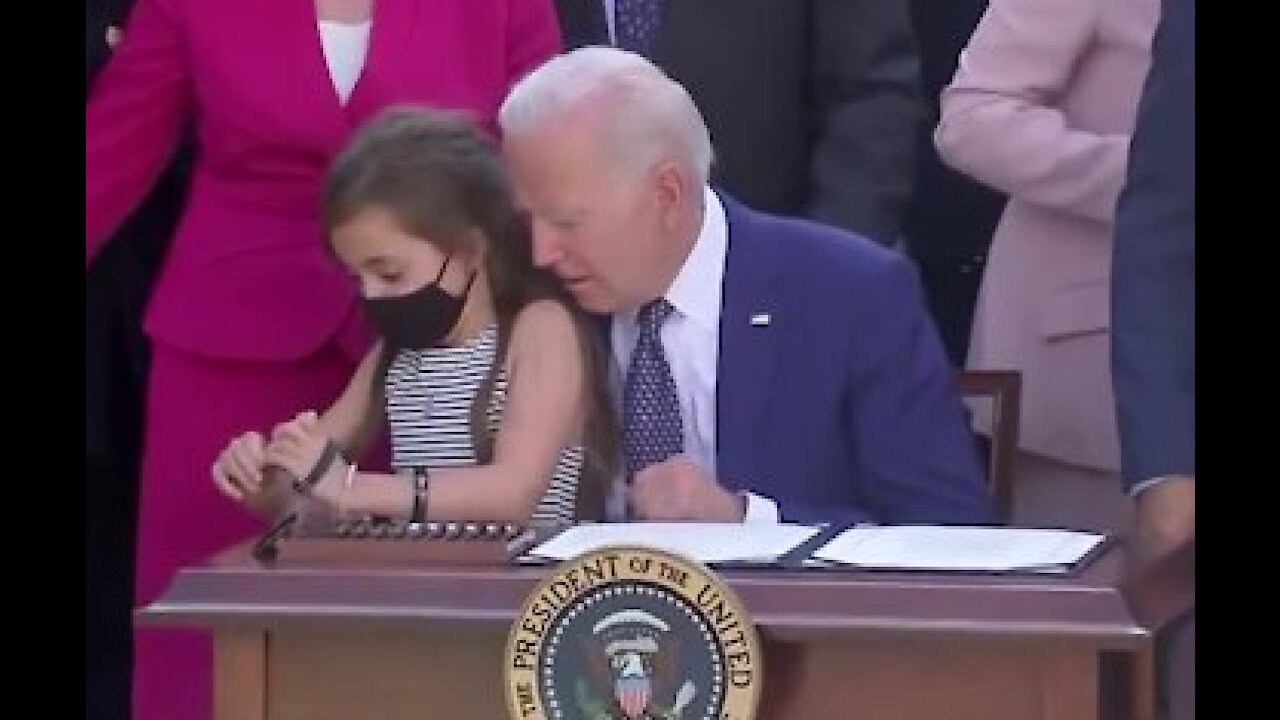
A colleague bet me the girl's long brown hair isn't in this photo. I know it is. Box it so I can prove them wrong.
[321,106,618,520]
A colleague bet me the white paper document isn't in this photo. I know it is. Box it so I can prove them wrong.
[811,525,1106,572]
[527,523,822,564]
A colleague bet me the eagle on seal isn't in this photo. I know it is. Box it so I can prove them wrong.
[572,608,698,719]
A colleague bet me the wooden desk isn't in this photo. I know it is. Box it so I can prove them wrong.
[141,539,1193,720]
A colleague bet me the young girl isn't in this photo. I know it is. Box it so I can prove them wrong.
[211,106,617,527]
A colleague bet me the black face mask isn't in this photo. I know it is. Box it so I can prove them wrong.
[361,255,476,350]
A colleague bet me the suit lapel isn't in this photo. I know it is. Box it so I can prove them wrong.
[715,197,781,489]
[343,0,419,122]
[268,0,348,137]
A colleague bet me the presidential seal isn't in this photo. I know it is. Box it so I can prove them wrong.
[505,546,761,720]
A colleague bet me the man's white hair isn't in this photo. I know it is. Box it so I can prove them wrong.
[498,46,713,183]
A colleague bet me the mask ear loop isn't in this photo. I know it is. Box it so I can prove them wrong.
[436,251,478,296]
[433,253,452,284]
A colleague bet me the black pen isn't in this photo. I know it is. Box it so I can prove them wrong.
[252,510,299,563]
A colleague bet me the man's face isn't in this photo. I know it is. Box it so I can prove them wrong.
[504,118,668,314]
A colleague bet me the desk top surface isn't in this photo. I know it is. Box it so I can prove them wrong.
[141,536,1193,647]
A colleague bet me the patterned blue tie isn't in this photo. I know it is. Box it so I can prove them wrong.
[622,298,684,476]
[615,0,663,55]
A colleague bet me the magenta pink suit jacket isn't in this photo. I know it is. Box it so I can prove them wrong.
[87,0,561,363]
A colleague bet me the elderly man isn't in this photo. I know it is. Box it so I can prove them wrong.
[498,48,992,526]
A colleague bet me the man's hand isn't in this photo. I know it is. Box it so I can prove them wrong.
[1132,475,1195,563]
[629,455,746,522]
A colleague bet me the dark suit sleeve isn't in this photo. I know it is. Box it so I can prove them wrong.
[777,256,994,525]
[1111,0,1195,492]
[551,0,606,48]
[806,0,923,244]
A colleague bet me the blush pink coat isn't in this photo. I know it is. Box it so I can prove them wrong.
[934,0,1161,472]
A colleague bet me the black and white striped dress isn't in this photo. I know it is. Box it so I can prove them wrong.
[384,324,583,525]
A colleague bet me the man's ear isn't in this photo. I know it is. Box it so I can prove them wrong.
[652,159,692,232]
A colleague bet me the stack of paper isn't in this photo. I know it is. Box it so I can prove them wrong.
[526,523,822,564]
[810,525,1106,573]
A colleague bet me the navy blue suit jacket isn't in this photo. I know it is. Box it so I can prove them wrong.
[1111,0,1196,492]
[699,196,992,525]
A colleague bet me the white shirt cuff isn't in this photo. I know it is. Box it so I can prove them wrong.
[743,492,780,523]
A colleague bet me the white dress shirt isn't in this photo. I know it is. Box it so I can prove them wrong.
[612,188,780,523]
